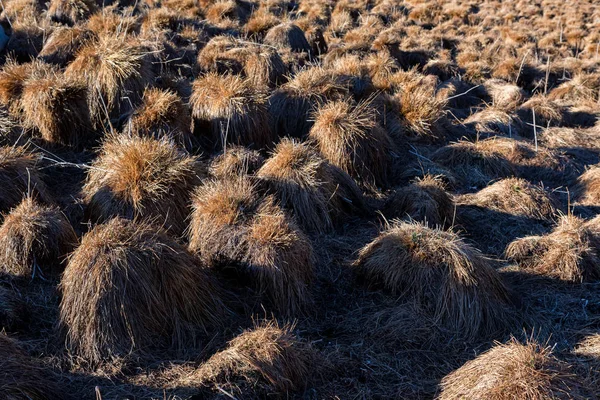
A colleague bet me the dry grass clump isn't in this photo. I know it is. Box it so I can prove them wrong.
[182,322,317,396]
[0,197,77,278]
[264,22,312,54]
[197,36,286,88]
[126,87,192,148]
[548,74,600,103]
[483,79,526,110]
[0,286,26,331]
[0,146,52,215]
[268,66,350,138]
[572,165,600,205]
[257,138,366,233]
[189,178,314,314]
[21,68,93,147]
[47,0,98,25]
[0,59,54,118]
[353,220,515,338]
[209,146,264,179]
[463,107,520,137]
[384,73,448,141]
[506,215,600,282]
[65,36,153,126]
[517,95,564,130]
[190,72,273,150]
[459,178,558,220]
[575,334,600,358]
[38,27,96,66]
[309,99,393,189]
[438,338,590,400]
[383,175,454,228]
[59,217,226,364]
[0,334,67,400]
[82,134,202,236]
[430,138,516,187]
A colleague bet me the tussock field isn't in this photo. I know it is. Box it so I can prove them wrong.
[1,0,600,398]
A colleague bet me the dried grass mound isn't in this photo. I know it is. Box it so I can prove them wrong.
[438,339,591,400]
[182,322,317,396]
[431,137,536,187]
[65,36,153,126]
[483,79,525,111]
[21,69,92,147]
[209,146,264,179]
[189,178,314,314]
[463,108,520,137]
[0,59,54,118]
[197,36,286,88]
[0,146,52,215]
[575,334,600,358]
[573,165,600,205]
[309,99,393,189]
[386,74,448,141]
[190,73,273,151]
[268,66,349,138]
[82,134,203,236]
[517,95,564,131]
[47,0,98,25]
[59,217,226,364]
[459,178,558,220]
[263,22,312,54]
[353,221,515,338]
[257,138,366,233]
[0,334,67,400]
[0,286,26,331]
[127,87,192,148]
[505,215,600,283]
[384,175,454,228]
[38,27,96,67]
[0,198,77,278]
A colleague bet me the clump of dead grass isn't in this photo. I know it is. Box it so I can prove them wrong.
[383,175,454,228]
[82,134,203,236]
[0,197,77,278]
[458,178,558,220]
[353,220,516,339]
[438,338,591,400]
[189,178,314,315]
[309,98,394,189]
[209,146,265,179]
[59,217,226,364]
[505,215,600,282]
[181,322,318,396]
[257,138,366,233]
[190,72,273,151]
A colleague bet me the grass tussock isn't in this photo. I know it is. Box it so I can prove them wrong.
[353,220,516,339]
[65,36,153,126]
[82,134,202,236]
[127,87,192,148]
[505,215,600,283]
[573,165,600,205]
[309,98,394,189]
[458,178,558,220]
[59,217,226,364]
[189,177,314,315]
[384,175,454,228]
[0,146,52,215]
[209,146,265,179]
[182,322,318,396]
[438,338,592,400]
[257,138,366,233]
[38,27,96,67]
[190,72,273,150]
[0,197,77,278]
